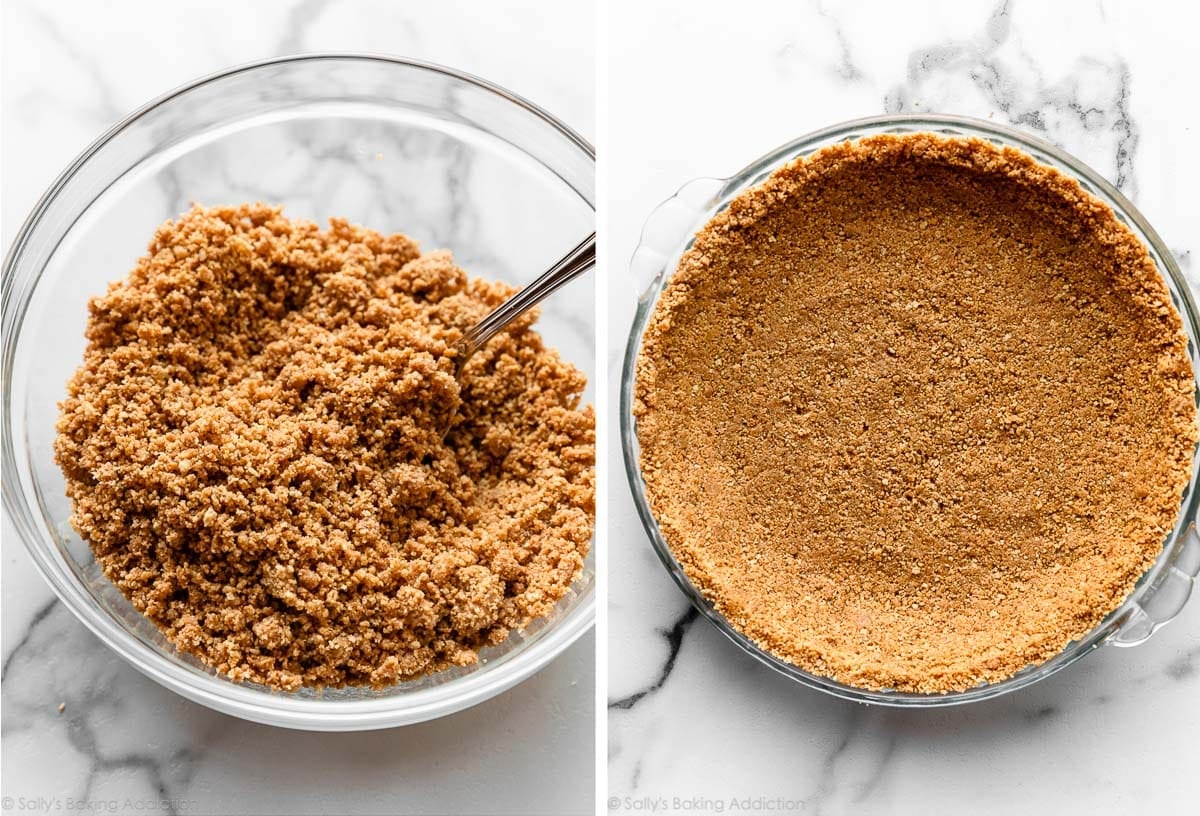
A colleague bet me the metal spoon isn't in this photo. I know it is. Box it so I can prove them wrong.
[443,232,596,431]
[454,232,596,371]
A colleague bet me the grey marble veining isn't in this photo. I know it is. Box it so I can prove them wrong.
[2,1,596,814]
[608,608,697,713]
[882,0,1140,197]
[608,1,1200,813]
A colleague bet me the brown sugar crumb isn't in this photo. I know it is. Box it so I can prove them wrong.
[635,133,1197,693]
[54,204,594,691]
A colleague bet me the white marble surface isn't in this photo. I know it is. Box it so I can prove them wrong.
[608,1,1200,814]
[2,1,594,815]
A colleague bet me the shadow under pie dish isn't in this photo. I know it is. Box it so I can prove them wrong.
[623,115,1200,704]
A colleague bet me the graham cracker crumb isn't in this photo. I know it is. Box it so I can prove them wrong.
[55,204,594,691]
[635,133,1197,693]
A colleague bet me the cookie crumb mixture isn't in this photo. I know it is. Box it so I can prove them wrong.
[55,204,594,690]
[635,133,1196,693]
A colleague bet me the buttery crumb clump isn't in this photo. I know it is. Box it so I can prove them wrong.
[55,204,594,691]
[635,133,1197,693]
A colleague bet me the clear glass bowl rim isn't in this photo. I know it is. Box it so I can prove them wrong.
[620,112,1200,707]
[2,53,596,730]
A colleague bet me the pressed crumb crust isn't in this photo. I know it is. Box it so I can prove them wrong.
[635,133,1197,693]
[55,204,594,691]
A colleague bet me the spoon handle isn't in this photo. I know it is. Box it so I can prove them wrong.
[458,232,596,363]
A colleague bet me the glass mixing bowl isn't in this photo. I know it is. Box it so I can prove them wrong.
[2,54,595,730]
[621,113,1200,707]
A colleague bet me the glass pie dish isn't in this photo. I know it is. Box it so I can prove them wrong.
[620,113,1200,707]
[2,54,595,730]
